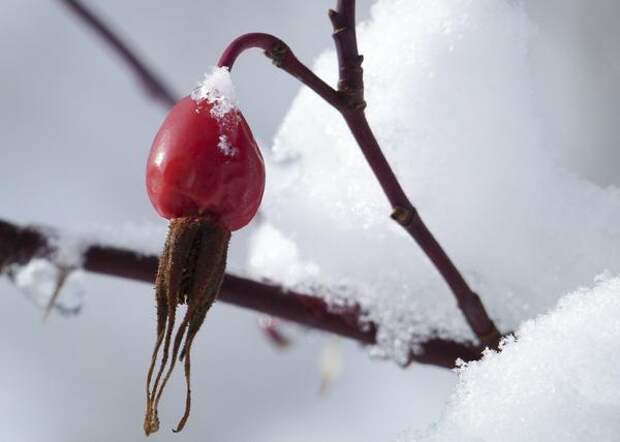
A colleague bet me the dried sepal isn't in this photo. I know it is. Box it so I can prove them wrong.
[144,216,230,436]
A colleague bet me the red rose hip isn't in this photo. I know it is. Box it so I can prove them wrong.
[144,85,265,436]
[146,95,265,231]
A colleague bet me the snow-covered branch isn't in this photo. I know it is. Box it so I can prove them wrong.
[0,218,483,368]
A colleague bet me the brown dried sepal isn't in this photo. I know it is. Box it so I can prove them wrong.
[144,216,230,436]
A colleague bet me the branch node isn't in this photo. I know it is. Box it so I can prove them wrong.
[478,327,502,348]
[328,9,340,25]
[391,206,420,227]
[264,41,289,68]
[339,90,367,111]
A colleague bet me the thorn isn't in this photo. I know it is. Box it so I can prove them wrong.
[43,266,73,321]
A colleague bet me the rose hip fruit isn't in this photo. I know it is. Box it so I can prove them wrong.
[144,93,264,436]
[146,95,265,231]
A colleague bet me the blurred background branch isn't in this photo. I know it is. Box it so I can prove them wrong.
[58,0,178,108]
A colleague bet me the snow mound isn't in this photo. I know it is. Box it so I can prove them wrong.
[407,275,620,442]
[248,0,620,363]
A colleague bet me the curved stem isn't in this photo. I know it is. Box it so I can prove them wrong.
[217,33,281,69]
[217,33,341,109]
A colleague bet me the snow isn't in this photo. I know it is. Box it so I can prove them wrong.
[249,222,320,287]
[248,0,620,363]
[406,275,620,442]
[11,259,84,316]
[50,222,167,264]
[218,134,239,157]
[191,66,239,119]
[46,229,89,268]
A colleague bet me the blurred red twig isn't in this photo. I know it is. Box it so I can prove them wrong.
[58,0,178,108]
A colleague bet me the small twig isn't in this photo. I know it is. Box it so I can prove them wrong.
[0,218,483,369]
[58,0,178,108]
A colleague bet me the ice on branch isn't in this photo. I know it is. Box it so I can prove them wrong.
[191,66,238,119]
[83,221,168,256]
[47,221,167,261]
[12,259,84,316]
[407,275,620,442]
[249,0,620,363]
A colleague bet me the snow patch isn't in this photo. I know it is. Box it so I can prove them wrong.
[191,66,238,119]
[12,259,84,316]
[84,221,167,256]
[249,222,320,287]
[46,229,89,268]
[218,135,238,157]
[408,275,620,442]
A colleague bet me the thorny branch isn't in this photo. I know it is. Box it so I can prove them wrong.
[47,0,500,359]
[0,219,483,369]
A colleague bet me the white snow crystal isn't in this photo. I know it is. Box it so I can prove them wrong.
[248,0,620,362]
[218,134,238,157]
[407,275,620,442]
[46,229,89,268]
[191,66,238,119]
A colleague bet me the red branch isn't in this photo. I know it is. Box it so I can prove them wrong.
[0,219,482,369]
